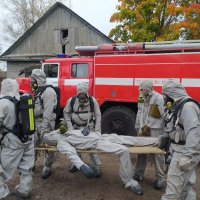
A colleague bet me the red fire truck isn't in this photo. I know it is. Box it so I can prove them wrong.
[16,41,200,136]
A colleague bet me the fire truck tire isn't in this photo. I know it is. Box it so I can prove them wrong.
[101,106,136,136]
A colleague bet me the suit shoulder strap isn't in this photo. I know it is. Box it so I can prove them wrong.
[178,98,200,117]
[0,96,18,104]
[39,85,54,94]
[70,95,77,112]
[89,96,94,112]
[187,99,200,109]
[174,98,200,130]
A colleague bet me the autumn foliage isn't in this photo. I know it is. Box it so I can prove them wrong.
[109,0,200,42]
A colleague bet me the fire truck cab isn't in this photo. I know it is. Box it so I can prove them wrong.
[16,41,200,136]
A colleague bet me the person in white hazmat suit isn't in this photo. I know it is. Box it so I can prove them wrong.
[63,82,102,178]
[161,78,200,200]
[133,80,166,189]
[42,82,169,196]
[0,79,34,199]
[31,69,57,179]
[48,124,170,195]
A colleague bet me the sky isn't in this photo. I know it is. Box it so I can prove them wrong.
[0,0,119,53]
[72,0,119,36]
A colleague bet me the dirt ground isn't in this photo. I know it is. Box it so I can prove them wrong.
[3,152,200,200]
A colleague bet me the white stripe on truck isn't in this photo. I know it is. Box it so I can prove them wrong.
[64,79,89,86]
[182,79,200,87]
[95,78,133,86]
[64,78,200,87]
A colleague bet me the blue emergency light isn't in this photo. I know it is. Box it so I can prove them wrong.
[57,53,67,58]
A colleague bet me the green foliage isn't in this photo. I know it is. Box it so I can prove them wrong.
[109,0,200,42]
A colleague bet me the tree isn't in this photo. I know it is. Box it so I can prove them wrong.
[109,0,200,42]
[0,0,72,43]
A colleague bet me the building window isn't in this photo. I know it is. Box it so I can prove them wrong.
[61,30,68,54]
[71,64,88,78]
[44,64,58,78]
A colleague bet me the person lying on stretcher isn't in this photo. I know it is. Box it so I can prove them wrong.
[42,127,169,196]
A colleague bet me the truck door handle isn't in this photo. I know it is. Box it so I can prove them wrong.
[52,82,58,83]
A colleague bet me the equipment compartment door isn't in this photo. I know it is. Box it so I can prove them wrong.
[94,55,134,104]
[181,53,200,102]
[134,53,181,99]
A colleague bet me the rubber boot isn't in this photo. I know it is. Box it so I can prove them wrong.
[42,170,51,179]
[69,165,78,173]
[80,164,94,179]
[93,166,101,178]
[127,184,143,195]
[154,180,165,189]
[133,173,143,181]
[13,187,30,199]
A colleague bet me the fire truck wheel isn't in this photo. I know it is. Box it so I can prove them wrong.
[101,106,136,136]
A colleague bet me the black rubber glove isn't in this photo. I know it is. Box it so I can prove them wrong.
[81,127,90,136]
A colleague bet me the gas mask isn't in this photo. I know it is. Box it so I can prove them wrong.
[30,77,38,89]
[162,94,176,134]
[139,88,149,98]
[163,93,174,109]
[77,93,88,105]
[139,88,150,105]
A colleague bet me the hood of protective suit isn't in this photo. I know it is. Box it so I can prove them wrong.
[0,78,20,100]
[31,69,47,87]
[13,80,20,100]
[162,78,189,104]
[77,82,89,95]
[139,80,153,92]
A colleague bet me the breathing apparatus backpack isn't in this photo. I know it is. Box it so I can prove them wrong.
[37,85,61,115]
[0,94,35,143]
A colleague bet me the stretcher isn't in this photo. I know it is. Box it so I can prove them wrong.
[35,145,166,155]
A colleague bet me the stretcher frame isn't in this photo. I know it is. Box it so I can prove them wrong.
[35,145,166,155]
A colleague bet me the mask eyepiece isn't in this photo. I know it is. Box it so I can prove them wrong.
[77,93,88,104]
[30,77,38,89]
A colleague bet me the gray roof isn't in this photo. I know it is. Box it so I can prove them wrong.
[2,2,114,56]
